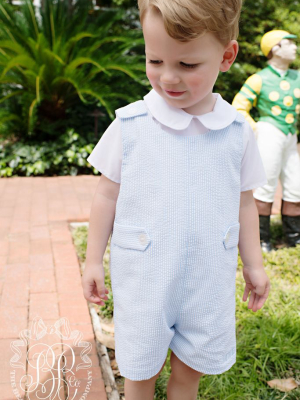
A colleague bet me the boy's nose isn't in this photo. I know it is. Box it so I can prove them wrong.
[160,71,180,85]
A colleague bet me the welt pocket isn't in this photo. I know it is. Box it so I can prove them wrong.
[223,223,240,250]
[111,222,151,251]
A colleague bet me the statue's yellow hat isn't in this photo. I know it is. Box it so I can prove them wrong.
[260,30,297,57]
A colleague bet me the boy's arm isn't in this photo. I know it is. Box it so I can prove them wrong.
[85,174,120,268]
[238,190,270,312]
[239,190,263,268]
[82,174,120,304]
[232,74,262,132]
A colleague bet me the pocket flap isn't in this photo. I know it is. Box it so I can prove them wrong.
[223,223,240,249]
[112,222,151,251]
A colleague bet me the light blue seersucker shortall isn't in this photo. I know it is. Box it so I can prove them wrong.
[109,99,244,381]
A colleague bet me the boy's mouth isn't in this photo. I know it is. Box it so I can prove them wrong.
[164,90,186,97]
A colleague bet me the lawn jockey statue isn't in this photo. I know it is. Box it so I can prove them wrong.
[232,30,300,251]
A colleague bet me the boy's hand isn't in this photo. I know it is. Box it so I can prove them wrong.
[81,264,109,305]
[242,266,270,312]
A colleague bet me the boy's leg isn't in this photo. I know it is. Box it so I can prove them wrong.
[167,351,204,400]
[124,359,167,400]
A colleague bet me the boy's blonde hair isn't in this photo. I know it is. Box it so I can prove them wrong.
[138,0,242,46]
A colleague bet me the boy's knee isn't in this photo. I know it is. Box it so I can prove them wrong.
[127,359,167,385]
[170,351,204,382]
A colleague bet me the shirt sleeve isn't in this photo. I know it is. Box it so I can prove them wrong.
[232,73,262,132]
[86,117,122,184]
[240,121,268,192]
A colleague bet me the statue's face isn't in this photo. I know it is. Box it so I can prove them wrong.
[273,38,297,62]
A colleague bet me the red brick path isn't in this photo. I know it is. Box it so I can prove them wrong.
[0,176,107,400]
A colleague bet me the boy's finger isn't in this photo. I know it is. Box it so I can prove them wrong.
[93,300,105,305]
[97,290,108,299]
[243,286,250,301]
[256,296,266,310]
[249,293,256,310]
[88,295,104,305]
[257,288,269,309]
[93,280,107,299]
[90,292,102,301]
[255,284,270,310]
[248,290,255,309]
[252,294,260,312]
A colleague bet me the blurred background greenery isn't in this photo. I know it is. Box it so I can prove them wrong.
[0,0,299,177]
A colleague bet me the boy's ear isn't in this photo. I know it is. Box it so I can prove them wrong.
[219,40,239,72]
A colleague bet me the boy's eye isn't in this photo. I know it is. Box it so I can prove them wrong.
[148,60,199,69]
[148,60,162,65]
[181,62,199,69]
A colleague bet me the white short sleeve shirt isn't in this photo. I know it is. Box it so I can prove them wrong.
[87,89,267,192]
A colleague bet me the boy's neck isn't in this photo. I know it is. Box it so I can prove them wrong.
[181,92,217,116]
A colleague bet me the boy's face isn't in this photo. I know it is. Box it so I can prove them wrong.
[143,10,238,115]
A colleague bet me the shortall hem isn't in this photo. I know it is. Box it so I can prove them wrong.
[169,343,236,376]
[118,353,168,381]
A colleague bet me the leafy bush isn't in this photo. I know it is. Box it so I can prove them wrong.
[0,129,97,176]
[0,0,147,142]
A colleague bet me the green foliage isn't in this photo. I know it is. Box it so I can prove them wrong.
[0,0,146,142]
[0,128,97,176]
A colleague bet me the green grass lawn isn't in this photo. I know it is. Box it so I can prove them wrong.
[71,216,300,399]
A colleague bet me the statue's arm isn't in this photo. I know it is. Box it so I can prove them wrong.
[232,74,262,132]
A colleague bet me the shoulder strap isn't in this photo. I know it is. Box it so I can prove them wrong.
[234,112,245,124]
[115,100,148,119]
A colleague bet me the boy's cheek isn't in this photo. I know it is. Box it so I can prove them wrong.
[185,76,203,92]
[146,68,156,86]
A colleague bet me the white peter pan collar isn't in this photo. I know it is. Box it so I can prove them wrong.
[143,89,238,131]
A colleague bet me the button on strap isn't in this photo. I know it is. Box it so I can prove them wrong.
[115,100,148,119]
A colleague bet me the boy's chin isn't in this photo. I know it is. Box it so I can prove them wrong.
[164,97,187,108]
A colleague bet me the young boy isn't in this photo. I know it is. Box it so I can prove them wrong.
[81,1,271,399]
